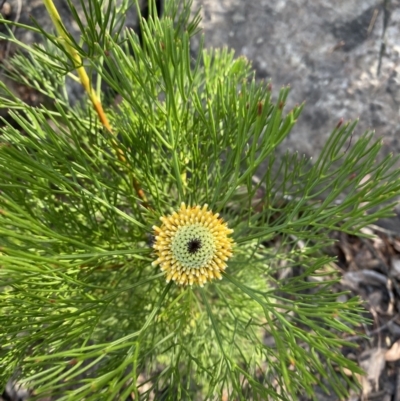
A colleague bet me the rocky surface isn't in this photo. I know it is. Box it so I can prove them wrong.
[194,0,400,161]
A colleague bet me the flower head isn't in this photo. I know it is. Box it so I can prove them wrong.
[152,203,234,286]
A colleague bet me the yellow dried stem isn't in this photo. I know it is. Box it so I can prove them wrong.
[41,0,149,207]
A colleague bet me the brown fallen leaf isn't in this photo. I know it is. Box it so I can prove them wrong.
[385,339,400,362]
[359,348,386,397]
[391,257,400,278]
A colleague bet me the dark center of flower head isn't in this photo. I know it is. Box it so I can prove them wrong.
[187,238,202,254]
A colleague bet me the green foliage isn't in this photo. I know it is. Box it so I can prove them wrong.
[0,0,399,399]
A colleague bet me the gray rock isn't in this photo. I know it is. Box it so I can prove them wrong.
[194,0,400,162]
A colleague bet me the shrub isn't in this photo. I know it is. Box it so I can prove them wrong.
[0,1,399,399]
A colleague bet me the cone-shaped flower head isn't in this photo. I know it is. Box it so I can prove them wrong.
[152,203,234,286]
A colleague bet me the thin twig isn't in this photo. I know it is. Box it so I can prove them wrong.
[377,0,390,76]
[2,0,22,59]
[41,0,149,208]
[367,8,379,36]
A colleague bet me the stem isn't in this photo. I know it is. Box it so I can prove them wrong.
[41,0,111,131]
[41,0,149,208]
